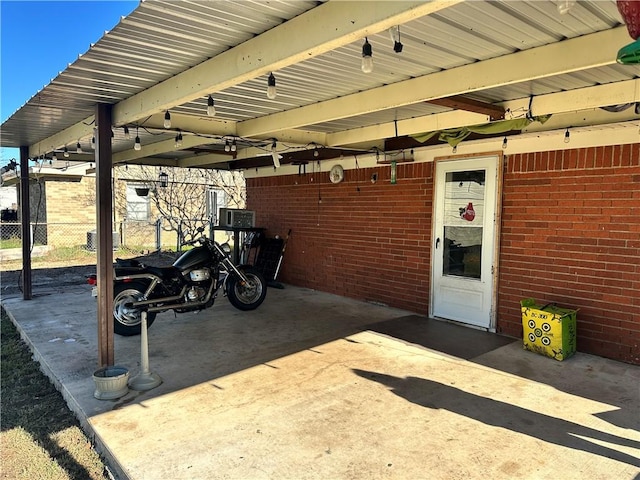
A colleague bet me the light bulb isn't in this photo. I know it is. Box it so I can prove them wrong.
[174,131,183,148]
[225,140,231,152]
[502,137,508,149]
[134,135,142,151]
[63,146,69,158]
[452,145,457,154]
[314,148,319,157]
[124,126,131,139]
[361,37,373,73]
[271,141,280,168]
[207,95,216,116]
[389,26,403,53]
[76,142,82,154]
[267,73,277,99]
[164,111,171,129]
[564,128,570,143]
[557,0,576,15]
[231,139,237,152]
[52,153,57,162]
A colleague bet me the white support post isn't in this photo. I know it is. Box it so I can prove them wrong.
[128,311,162,391]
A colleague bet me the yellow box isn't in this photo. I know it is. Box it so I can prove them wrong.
[520,299,577,361]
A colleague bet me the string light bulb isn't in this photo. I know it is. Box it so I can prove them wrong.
[231,139,237,152]
[271,140,280,168]
[76,142,82,154]
[557,0,576,15]
[124,126,131,139]
[52,153,57,162]
[225,140,231,152]
[502,137,508,149]
[91,136,96,149]
[361,37,373,73]
[164,111,171,129]
[207,95,216,116]
[63,146,69,158]
[174,131,183,148]
[134,129,142,151]
[564,128,570,144]
[452,145,458,154]
[389,26,403,53]
[267,73,277,99]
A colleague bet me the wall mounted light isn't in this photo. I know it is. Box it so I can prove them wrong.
[361,37,373,73]
[207,95,216,116]
[267,73,277,99]
[158,170,169,188]
[164,111,171,129]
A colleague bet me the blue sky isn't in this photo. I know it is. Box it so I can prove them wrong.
[1,0,138,162]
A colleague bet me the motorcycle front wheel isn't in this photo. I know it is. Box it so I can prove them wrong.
[226,267,267,311]
[113,281,156,336]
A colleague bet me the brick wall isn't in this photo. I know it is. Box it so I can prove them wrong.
[499,144,640,364]
[247,143,640,364]
[248,162,434,314]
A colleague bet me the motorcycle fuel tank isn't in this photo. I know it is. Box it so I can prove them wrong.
[173,245,210,272]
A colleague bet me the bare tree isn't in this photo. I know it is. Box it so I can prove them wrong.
[114,165,246,243]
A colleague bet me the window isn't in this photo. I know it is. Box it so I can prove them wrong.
[206,188,226,223]
[126,184,150,221]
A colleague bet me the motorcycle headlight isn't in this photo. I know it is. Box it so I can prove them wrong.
[220,242,232,256]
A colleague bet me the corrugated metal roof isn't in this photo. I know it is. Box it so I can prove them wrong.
[1,0,637,163]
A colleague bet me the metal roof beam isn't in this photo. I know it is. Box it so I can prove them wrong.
[111,0,462,127]
[238,26,630,138]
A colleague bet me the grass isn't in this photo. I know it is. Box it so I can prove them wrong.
[1,307,110,480]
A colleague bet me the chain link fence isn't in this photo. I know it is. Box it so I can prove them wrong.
[0,218,231,266]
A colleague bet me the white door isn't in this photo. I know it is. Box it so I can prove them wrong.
[431,155,499,329]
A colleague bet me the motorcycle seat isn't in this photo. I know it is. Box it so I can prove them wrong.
[145,265,180,280]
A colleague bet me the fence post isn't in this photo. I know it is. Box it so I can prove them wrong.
[155,217,161,251]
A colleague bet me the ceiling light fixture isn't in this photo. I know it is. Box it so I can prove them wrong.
[389,26,403,53]
[267,73,277,99]
[361,37,373,73]
[164,111,171,129]
[564,128,571,143]
[207,95,216,116]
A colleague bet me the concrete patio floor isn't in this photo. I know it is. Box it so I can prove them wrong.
[2,283,639,480]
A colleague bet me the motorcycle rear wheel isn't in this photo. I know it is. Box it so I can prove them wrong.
[226,267,267,311]
[113,281,156,336]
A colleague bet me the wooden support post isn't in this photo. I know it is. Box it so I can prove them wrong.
[19,146,32,300]
[95,104,114,367]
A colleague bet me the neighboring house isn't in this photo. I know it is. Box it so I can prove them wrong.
[0,163,242,250]
[246,140,640,365]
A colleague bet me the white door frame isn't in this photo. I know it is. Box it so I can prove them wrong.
[430,153,503,331]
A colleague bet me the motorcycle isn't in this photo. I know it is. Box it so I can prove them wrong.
[90,228,267,336]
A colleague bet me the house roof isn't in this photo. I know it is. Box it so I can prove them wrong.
[1,0,638,172]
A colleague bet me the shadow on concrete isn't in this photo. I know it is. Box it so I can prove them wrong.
[353,369,640,469]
